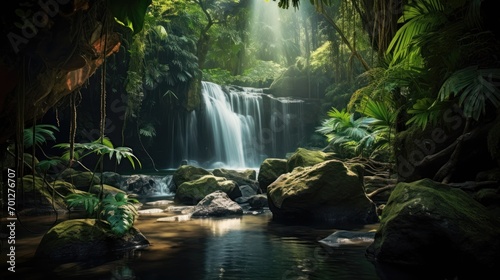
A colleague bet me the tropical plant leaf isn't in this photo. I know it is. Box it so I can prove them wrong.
[438,67,500,120]
[98,193,139,236]
[387,0,446,65]
[108,0,153,34]
[65,193,99,217]
[23,124,59,148]
[406,98,443,129]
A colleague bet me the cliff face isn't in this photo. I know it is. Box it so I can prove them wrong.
[0,1,124,146]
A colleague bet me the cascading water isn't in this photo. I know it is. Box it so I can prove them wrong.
[199,81,264,168]
[161,81,306,170]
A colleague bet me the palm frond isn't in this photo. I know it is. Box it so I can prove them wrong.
[387,0,446,65]
[438,67,500,120]
[23,124,59,148]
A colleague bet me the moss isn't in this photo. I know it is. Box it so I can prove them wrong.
[21,176,77,210]
[174,175,237,205]
[35,218,149,263]
[286,147,336,172]
[371,178,500,268]
[172,165,212,187]
[89,184,126,196]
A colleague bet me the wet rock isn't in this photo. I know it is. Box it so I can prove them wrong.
[267,159,378,226]
[172,165,212,190]
[248,194,268,209]
[366,179,500,272]
[20,176,77,214]
[138,208,165,216]
[174,175,241,205]
[286,147,336,172]
[257,158,287,193]
[35,219,149,263]
[319,230,375,247]
[96,171,125,189]
[125,175,157,195]
[239,184,258,197]
[191,191,243,217]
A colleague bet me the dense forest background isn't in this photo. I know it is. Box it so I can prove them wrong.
[1,0,499,184]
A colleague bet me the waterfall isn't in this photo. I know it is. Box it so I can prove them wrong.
[160,81,306,170]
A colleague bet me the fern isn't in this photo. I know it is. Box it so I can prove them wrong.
[54,137,142,169]
[406,98,444,129]
[438,67,500,121]
[65,193,100,216]
[99,193,139,236]
[65,192,139,237]
[23,124,59,148]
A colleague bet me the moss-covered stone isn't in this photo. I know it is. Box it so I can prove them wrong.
[174,175,241,205]
[21,176,79,213]
[366,179,500,272]
[257,158,287,193]
[172,165,212,189]
[35,218,149,263]
[89,184,126,196]
[62,171,101,190]
[286,147,336,172]
[267,159,378,226]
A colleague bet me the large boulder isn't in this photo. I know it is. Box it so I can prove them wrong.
[212,168,258,188]
[366,179,500,274]
[267,159,378,226]
[35,219,149,263]
[96,171,125,189]
[257,158,287,193]
[174,175,242,205]
[172,165,212,190]
[125,174,157,195]
[20,176,79,214]
[286,147,336,172]
[191,191,243,217]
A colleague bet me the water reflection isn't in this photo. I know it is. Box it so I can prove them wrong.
[4,213,382,280]
[196,217,242,236]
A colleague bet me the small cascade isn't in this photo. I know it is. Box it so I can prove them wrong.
[159,81,307,169]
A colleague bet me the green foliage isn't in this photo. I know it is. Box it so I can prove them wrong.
[54,137,142,169]
[203,60,286,87]
[406,98,444,129]
[202,68,235,85]
[65,192,100,216]
[316,107,377,157]
[310,41,334,74]
[317,100,396,159]
[438,67,500,121]
[100,192,139,236]
[386,0,446,66]
[139,123,157,138]
[108,0,153,34]
[23,124,59,149]
[65,192,139,236]
[36,158,64,173]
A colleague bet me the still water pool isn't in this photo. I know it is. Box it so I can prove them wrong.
[3,210,382,280]
[2,210,452,280]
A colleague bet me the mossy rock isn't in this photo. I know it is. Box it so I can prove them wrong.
[174,175,241,205]
[267,159,378,226]
[89,184,126,196]
[172,165,212,189]
[212,168,258,188]
[286,147,336,172]
[257,158,287,193]
[366,179,500,272]
[21,176,79,213]
[35,219,149,263]
[62,171,101,190]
